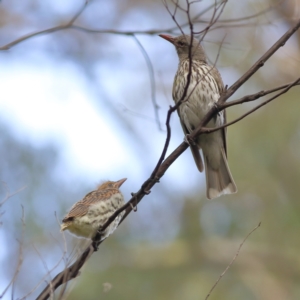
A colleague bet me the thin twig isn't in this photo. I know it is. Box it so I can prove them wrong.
[1,206,25,299]
[201,78,300,134]
[225,79,300,108]
[149,0,198,178]
[0,1,89,50]
[205,222,261,300]
[20,252,65,300]
[32,245,54,300]
[188,18,300,143]
[67,1,89,25]
[132,35,162,130]
[119,103,159,123]
[35,12,300,300]
[195,0,228,36]
[0,182,26,206]
[0,0,282,51]
[218,18,300,103]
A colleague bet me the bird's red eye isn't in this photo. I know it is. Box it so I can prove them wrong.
[178,41,185,46]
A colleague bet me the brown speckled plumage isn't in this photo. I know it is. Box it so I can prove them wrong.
[159,34,237,199]
[61,178,126,239]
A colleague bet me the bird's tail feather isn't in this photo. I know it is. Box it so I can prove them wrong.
[204,148,237,199]
[190,144,204,172]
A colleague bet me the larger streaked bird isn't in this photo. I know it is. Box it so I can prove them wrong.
[61,178,126,240]
[159,34,237,199]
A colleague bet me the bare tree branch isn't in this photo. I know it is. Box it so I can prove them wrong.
[225,80,300,108]
[35,16,300,300]
[201,78,300,134]
[218,18,300,104]
[36,246,94,300]
[0,182,26,206]
[188,18,300,144]
[205,222,261,300]
[132,35,162,130]
[195,0,228,35]
[0,1,89,50]
[203,0,284,24]
[0,0,282,51]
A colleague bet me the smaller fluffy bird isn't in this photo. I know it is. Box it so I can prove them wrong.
[61,178,126,243]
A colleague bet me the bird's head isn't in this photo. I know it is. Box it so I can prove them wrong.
[159,34,207,62]
[98,178,127,190]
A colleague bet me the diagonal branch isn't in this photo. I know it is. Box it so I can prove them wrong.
[201,78,300,134]
[189,18,300,142]
[0,1,282,51]
[0,1,89,51]
[35,14,300,300]
[225,80,300,108]
[218,18,300,104]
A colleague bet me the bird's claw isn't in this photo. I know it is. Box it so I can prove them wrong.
[91,228,104,251]
[92,240,99,251]
[213,102,223,118]
[130,202,138,212]
[184,134,196,146]
[213,102,219,111]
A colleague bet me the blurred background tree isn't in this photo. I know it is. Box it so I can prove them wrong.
[0,0,300,299]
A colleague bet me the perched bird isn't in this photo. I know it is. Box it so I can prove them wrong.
[159,34,237,199]
[61,178,126,242]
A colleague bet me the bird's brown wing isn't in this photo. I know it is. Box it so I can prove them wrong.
[62,203,89,221]
[177,110,204,172]
[222,110,227,156]
[210,66,227,156]
[210,67,224,93]
[62,189,118,221]
[172,68,204,172]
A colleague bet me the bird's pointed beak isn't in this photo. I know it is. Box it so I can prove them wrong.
[60,222,69,232]
[115,178,127,188]
[159,34,175,44]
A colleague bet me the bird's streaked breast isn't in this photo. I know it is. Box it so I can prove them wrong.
[173,60,222,131]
